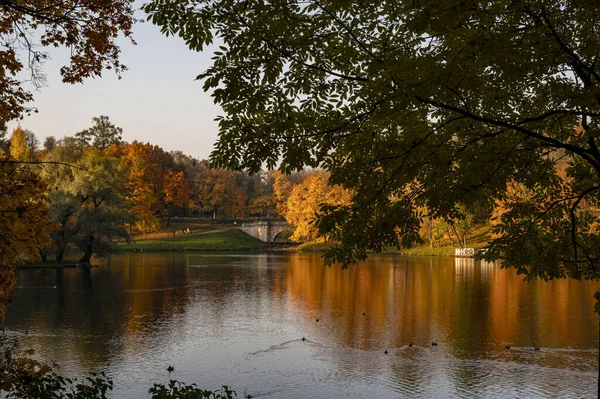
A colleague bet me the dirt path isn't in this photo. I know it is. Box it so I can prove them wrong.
[132,227,236,241]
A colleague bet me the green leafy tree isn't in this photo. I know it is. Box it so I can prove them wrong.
[145,0,600,285]
[41,145,83,263]
[75,116,123,150]
[43,147,130,264]
[70,149,130,263]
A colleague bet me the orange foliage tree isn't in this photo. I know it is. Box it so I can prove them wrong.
[119,142,193,232]
[198,168,236,218]
[230,187,248,219]
[163,170,190,226]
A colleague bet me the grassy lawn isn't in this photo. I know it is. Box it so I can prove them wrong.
[297,241,332,252]
[119,229,267,251]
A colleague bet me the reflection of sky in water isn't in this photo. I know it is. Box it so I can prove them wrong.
[3,253,598,398]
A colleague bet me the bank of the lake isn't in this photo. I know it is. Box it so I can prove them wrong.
[118,229,268,252]
[298,225,491,257]
[18,260,86,269]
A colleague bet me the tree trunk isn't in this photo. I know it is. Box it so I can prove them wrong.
[450,225,462,248]
[56,247,65,264]
[79,237,94,264]
[166,210,171,227]
[428,219,433,248]
[38,248,47,262]
[79,249,93,264]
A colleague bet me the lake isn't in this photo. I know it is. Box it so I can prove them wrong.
[3,253,599,398]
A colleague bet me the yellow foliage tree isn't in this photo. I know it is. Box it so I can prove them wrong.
[9,126,31,161]
[272,170,293,218]
[285,170,352,242]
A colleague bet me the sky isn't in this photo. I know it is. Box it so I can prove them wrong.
[7,12,222,161]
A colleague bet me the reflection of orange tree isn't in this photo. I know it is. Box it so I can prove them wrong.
[486,264,598,349]
[282,255,599,352]
[283,255,459,350]
[282,255,600,392]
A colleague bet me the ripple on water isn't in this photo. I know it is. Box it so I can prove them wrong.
[6,254,599,398]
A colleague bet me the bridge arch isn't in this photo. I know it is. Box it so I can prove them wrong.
[238,220,289,244]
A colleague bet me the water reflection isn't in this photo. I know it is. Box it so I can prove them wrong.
[3,253,598,398]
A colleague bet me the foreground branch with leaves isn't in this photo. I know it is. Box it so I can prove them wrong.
[144,0,600,287]
[0,0,136,129]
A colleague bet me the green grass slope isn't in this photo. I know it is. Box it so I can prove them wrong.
[119,229,267,252]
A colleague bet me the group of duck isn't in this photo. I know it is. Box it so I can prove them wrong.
[310,314,542,354]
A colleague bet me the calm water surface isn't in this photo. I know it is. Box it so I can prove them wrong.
[3,253,599,398]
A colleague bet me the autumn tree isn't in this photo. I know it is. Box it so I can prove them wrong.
[198,168,237,218]
[285,170,352,242]
[163,170,190,226]
[0,158,52,316]
[230,187,248,219]
[0,0,136,129]
[121,142,161,233]
[170,151,210,216]
[272,171,293,218]
[9,126,31,161]
[120,142,193,232]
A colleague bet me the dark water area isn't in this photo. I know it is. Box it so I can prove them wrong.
[3,253,599,398]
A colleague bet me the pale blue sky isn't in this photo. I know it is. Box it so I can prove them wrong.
[8,13,221,160]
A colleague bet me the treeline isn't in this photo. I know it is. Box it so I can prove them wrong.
[0,116,356,267]
[0,114,505,273]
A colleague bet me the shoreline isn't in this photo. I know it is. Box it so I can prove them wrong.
[17,228,491,269]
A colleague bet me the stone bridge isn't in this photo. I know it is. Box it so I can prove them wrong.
[238,220,289,243]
